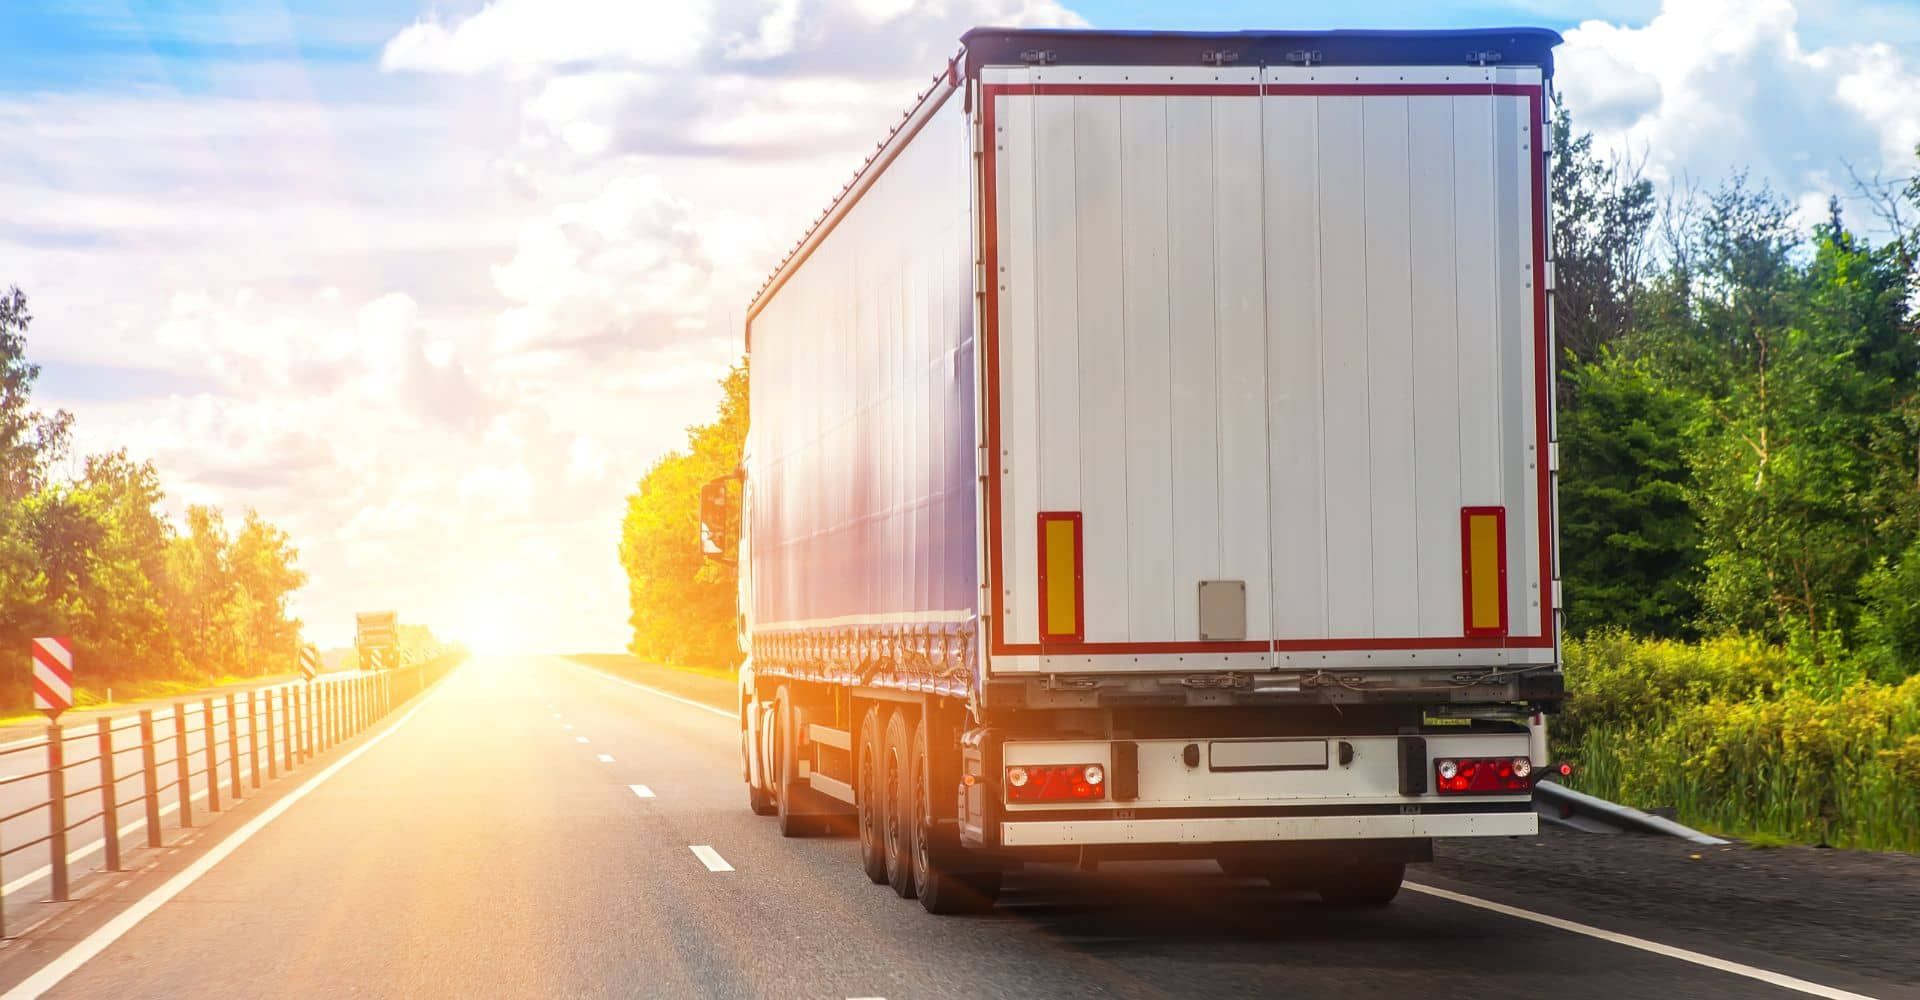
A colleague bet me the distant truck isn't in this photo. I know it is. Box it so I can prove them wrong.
[355,611,399,670]
[702,26,1566,914]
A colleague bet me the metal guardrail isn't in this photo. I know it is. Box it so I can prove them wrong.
[0,656,461,935]
[1534,779,1731,845]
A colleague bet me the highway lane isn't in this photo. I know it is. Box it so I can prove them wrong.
[18,655,1901,999]
[0,673,373,934]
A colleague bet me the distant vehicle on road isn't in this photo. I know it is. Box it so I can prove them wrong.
[702,25,1566,914]
[355,611,400,670]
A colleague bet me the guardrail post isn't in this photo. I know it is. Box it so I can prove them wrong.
[175,705,192,827]
[317,684,328,751]
[264,691,277,781]
[203,698,221,814]
[282,687,295,769]
[247,691,261,788]
[225,693,240,799]
[97,717,121,872]
[140,710,161,848]
[47,724,68,901]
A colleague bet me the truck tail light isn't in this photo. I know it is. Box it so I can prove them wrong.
[1434,757,1533,794]
[1005,763,1105,801]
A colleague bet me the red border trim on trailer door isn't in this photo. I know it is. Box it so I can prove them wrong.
[978,79,1555,657]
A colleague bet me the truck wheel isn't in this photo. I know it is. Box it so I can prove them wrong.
[910,715,1000,915]
[855,706,888,884]
[775,689,826,838]
[745,698,775,816]
[882,709,917,898]
[1317,862,1405,906]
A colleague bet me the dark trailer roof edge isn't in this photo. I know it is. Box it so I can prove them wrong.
[960,27,1562,77]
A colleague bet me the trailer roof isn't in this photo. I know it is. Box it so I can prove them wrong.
[745,26,1562,335]
[960,27,1562,77]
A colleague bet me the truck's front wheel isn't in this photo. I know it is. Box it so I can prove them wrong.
[744,697,774,816]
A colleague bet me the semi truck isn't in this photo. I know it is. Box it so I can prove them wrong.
[700,26,1566,914]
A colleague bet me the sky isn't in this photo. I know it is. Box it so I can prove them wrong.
[2,0,1919,653]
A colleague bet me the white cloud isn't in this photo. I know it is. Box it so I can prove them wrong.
[1558,0,1920,226]
[381,0,715,78]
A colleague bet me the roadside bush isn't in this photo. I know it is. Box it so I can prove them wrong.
[1558,631,1790,747]
[1567,661,1920,853]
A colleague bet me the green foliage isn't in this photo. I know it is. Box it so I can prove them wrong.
[1565,645,1920,852]
[619,363,746,669]
[0,287,306,708]
[1558,354,1703,637]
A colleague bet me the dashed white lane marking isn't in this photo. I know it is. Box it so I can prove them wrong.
[1404,882,1878,1000]
[597,754,614,763]
[629,785,655,799]
[562,723,573,730]
[575,736,589,744]
[689,845,732,872]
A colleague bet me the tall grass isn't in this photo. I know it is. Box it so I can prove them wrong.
[1559,634,1920,853]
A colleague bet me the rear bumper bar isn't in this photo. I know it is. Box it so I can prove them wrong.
[999,809,1535,848]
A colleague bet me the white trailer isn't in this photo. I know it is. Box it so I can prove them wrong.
[704,26,1565,914]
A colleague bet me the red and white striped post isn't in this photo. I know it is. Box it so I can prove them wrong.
[31,636,74,718]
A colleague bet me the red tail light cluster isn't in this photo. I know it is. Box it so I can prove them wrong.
[1005,763,1105,802]
[1435,757,1533,794]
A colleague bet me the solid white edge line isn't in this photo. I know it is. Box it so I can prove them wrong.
[560,659,732,719]
[597,754,614,763]
[1402,881,1877,1000]
[0,687,447,1000]
[689,845,731,872]
[629,785,655,799]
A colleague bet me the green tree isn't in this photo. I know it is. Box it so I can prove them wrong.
[1559,352,1703,637]
[227,511,306,674]
[0,287,71,503]
[619,363,747,668]
[1550,108,1657,388]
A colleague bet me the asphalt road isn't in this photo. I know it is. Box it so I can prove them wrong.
[4,655,1910,999]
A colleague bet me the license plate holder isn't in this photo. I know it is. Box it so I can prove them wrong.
[1208,738,1328,772]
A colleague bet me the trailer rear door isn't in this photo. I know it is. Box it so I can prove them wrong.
[980,62,1554,676]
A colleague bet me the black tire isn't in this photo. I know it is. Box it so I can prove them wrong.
[882,709,917,898]
[1317,862,1405,906]
[911,715,1000,915]
[745,698,775,816]
[856,706,888,884]
[775,689,827,838]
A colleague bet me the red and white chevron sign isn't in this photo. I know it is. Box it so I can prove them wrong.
[31,635,74,716]
[299,644,321,681]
